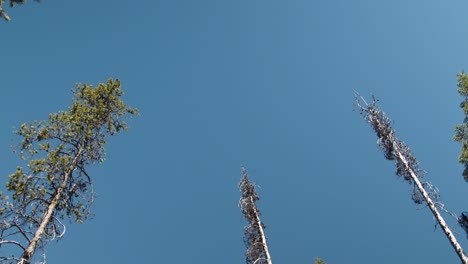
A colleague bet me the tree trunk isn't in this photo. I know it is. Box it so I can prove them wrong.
[20,147,83,264]
[356,94,468,263]
[393,145,468,264]
[250,196,272,264]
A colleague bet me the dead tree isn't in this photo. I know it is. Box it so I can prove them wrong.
[0,0,40,21]
[355,93,468,264]
[238,167,272,264]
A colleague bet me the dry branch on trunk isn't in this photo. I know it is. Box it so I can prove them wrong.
[355,93,468,264]
[238,168,272,264]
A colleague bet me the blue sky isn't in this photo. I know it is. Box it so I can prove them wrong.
[2,0,468,263]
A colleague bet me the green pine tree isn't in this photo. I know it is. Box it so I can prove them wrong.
[0,79,138,264]
[454,72,468,181]
[314,257,326,264]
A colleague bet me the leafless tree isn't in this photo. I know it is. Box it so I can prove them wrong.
[355,93,468,264]
[238,167,272,264]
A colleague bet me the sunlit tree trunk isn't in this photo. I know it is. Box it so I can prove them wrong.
[0,79,138,263]
[239,168,272,264]
[356,94,468,264]
[20,147,83,264]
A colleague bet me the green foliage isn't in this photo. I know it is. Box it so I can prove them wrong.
[454,72,468,180]
[0,78,138,262]
[314,258,326,264]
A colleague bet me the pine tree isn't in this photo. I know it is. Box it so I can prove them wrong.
[454,72,468,181]
[0,79,138,264]
[314,258,326,264]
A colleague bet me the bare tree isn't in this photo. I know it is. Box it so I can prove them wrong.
[355,93,468,264]
[0,0,40,21]
[238,167,272,264]
[0,79,138,264]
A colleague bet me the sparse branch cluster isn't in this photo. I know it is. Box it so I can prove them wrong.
[355,95,439,204]
[355,93,468,264]
[0,79,138,263]
[238,168,272,264]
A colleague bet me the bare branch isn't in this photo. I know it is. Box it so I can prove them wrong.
[11,221,32,243]
[0,239,26,250]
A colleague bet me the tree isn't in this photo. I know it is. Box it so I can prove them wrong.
[0,0,40,21]
[454,72,468,181]
[238,168,329,264]
[314,257,326,264]
[238,167,272,264]
[0,79,138,264]
[355,93,468,264]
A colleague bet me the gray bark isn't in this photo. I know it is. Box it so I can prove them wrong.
[239,168,273,264]
[20,147,83,264]
[356,94,468,264]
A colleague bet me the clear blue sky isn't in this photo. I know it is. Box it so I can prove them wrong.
[1,0,468,263]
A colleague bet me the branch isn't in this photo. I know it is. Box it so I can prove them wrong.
[49,215,66,240]
[0,256,21,263]
[0,8,11,21]
[0,0,9,21]
[0,239,26,250]
[11,221,32,243]
[0,0,42,21]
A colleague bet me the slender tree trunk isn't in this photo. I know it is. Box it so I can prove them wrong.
[239,168,273,264]
[20,147,83,264]
[392,141,468,264]
[357,95,468,264]
[249,196,272,264]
